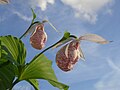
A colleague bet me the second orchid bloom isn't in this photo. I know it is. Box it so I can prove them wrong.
[56,40,84,71]
[56,34,110,72]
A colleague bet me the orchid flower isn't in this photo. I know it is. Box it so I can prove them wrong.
[56,34,110,71]
[19,9,60,50]
[30,23,47,50]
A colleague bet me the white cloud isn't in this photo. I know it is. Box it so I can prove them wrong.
[81,42,100,57]
[29,0,55,11]
[0,0,55,22]
[107,58,120,71]
[0,15,7,22]
[95,58,120,90]
[13,80,34,90]
[61,0,113,24]
[56,57,110,84]
[0,10,12,22]
[12,10,32,21]
[1,0,114,23]
[27,0,114,23]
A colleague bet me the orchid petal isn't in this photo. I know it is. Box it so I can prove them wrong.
[65,44,69,58]
[79,47,85,61]
[52,37,73,49]
[0,0,9,4]
[79,34,110,44]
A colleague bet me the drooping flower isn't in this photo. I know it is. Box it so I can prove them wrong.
[30,23,47,50]
[56,34,110,72]
[56,40,84,72]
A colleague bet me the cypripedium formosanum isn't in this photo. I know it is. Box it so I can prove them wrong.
[56,34,110,72]
[56,40,84,71]
[30,23,47,50]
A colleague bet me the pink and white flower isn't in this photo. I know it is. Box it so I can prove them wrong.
[56,40,84,72]
[30,24,47,50]
[56,34,110,72]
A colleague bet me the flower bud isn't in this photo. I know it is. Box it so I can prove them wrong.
[56,40,81,72]
[30,24,47,50]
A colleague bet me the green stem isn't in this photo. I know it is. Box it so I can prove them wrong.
[19,20,49,39]
[19,21,40,39]
[34,35,77,60]
[9,79,19,90]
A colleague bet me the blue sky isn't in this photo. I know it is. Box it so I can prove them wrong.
[0,0,120,90]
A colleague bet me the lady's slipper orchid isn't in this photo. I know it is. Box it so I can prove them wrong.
[56,34,110,72]
[56,40,84,72]
[30,24,47,50]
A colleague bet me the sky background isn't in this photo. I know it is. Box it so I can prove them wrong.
[0,0,120,90]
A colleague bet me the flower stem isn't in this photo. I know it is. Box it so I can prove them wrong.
[19,21,40,39]
[34,35,77,60]
[9,79,19,90]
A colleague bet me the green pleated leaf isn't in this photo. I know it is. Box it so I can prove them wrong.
[19,54,56,80]
[0,63,15,90]
[0,35,26,65]
[27,79,39,90]
[19,54,69,90]
[48,80,69,90]
[0,39,1,58]
[0,45,13,66]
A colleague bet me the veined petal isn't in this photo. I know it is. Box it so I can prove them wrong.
[65,44,69,58]
[52,37,74,49]
[0,0,9,4]
[79,34,110,44]
[78,47,85,61]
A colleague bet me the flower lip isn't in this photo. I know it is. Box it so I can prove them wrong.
[30,24,47,50]
[56,34,110,71]
[56,40,81,72]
